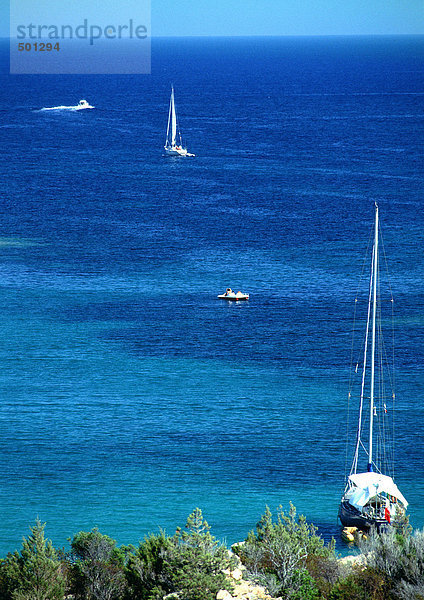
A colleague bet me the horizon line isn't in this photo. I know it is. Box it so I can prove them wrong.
[2,32,424,40]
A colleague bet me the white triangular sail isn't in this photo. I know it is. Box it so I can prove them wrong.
[166,91,172,146]
[164,86,194,157]
[170,88,177,147]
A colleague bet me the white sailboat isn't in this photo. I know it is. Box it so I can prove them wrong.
[339,204,408,531]
[164,87,194,157]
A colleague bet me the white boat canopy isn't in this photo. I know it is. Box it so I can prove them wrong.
[348,472,408,509]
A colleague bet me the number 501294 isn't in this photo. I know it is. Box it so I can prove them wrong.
[18,42,60,51]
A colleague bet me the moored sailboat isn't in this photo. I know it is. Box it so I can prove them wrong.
[164,87,194,157]
[338,204,408,531]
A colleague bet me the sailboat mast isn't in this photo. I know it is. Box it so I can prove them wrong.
[368,203,379,472]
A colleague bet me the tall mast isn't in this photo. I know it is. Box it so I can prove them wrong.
[368,203,379,472]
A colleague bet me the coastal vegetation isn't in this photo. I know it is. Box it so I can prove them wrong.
[0,507,422,600]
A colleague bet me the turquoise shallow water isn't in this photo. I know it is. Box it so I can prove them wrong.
[0,35,423,555]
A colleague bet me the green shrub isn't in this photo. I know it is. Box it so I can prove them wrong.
[288,568,321,600]
[235,503,337,596]
[126,508,233,600]
[166,508,234,600]
[70,528,128,600]
[329,567,387,600]
[360,526,424,600]
[125,531,174,600]
[0,519,66,600]
[0,554,19,600]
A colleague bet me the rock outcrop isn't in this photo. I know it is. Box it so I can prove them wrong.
[217,553,280,600]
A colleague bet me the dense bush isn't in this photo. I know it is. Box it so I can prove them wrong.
[126,508,234,600]
[328,523,424,600]
[360,526,424,600]
[328,566,387,600]
[0,518,66,600]
[234,503,338,598]
[125,530,173,600]
[169,508,235,600]
[69,528,129,600]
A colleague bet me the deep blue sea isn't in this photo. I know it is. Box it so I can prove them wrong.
[0,36,423,557]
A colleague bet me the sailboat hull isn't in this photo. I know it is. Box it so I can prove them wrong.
[338,500,389,532]
[164,146,194,157]
[217,294,249,301]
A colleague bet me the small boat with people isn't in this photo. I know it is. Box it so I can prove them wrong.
[76,99,94,110]
[164,86,194,157]
[338,204,408,532]
[217,288,249,301]
[40,99,94,111]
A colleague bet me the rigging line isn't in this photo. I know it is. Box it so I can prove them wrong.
[378,219,396,389]
[377,315,395,391]
[376,265,389,477]
[378,218,397,479]
[379,219,395,301]
[346,227,374,478]
[348,228,375,402]
[359,439,369,457]
[344,391,350,482]
[352,240,374,475]
[345,304,357,480]
[362,421,382,475]
[377,320,391,476]
[377,261,395,392]
[346,225,375,478]
[174,95,184,147]
[372,224,394,479]
[391,294,396,479]
[380,327,386,471]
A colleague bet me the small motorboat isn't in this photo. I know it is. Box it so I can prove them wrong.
[76,99,94,110]
[217,288,249,301]
[40,99,94,111]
